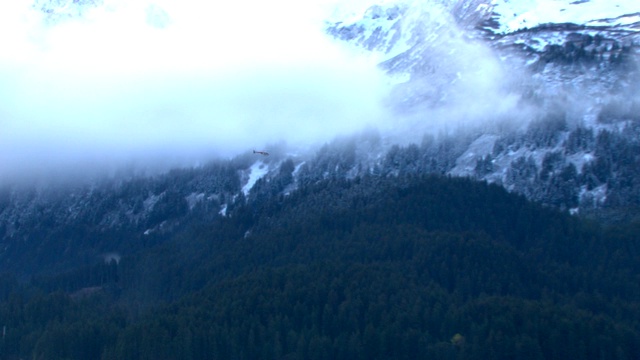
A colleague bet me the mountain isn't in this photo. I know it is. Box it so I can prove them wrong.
[1,2,640,357]
[2,0,640,275]
[326,0,640,218]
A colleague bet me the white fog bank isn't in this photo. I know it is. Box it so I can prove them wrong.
[0,0,391,184]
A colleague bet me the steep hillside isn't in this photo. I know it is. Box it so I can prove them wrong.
[1,174,639,359]
[2,0,640,269]
[1,1,639,358]
[2,116,640,277]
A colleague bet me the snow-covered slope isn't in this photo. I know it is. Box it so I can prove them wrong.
[325,0,640,216]
[490,0,640,35]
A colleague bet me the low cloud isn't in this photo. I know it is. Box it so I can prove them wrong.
[0,0,390,184]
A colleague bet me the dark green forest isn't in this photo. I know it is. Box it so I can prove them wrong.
[1,174,640,359]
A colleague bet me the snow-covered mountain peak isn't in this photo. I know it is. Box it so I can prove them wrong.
[328,0,640,62]
[327,0,639,105]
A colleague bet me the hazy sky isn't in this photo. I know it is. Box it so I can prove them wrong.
[0,0,392,183]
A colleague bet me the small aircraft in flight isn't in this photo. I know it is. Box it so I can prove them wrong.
[253,150,269,156]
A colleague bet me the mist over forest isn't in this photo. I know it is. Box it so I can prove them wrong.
[0,0,576,185]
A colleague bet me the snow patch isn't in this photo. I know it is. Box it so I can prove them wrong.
[293,161,306,176]
[449,134,499,177]
[566,151,594,173]
[143,193,161,211]
[219,204,228,216]
[185,192,205,210]
[579,184,607,208]
[242,161,269,195]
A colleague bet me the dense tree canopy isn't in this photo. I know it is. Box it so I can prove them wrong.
[0,174,639,359]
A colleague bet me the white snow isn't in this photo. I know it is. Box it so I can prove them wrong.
[579,183,607,207]
[328,0,430,64]
[242,161,269,195]
[143,193,161,211]
[513,32,568,51]
[490,0,640,34]
[185,192,205,210]
[566,152,594,173]
[293,161,306,176]
[449,134,499,177]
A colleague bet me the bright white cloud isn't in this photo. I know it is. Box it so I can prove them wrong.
[0,0,390,184]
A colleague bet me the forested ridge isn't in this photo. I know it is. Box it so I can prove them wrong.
[1,174,640,359]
